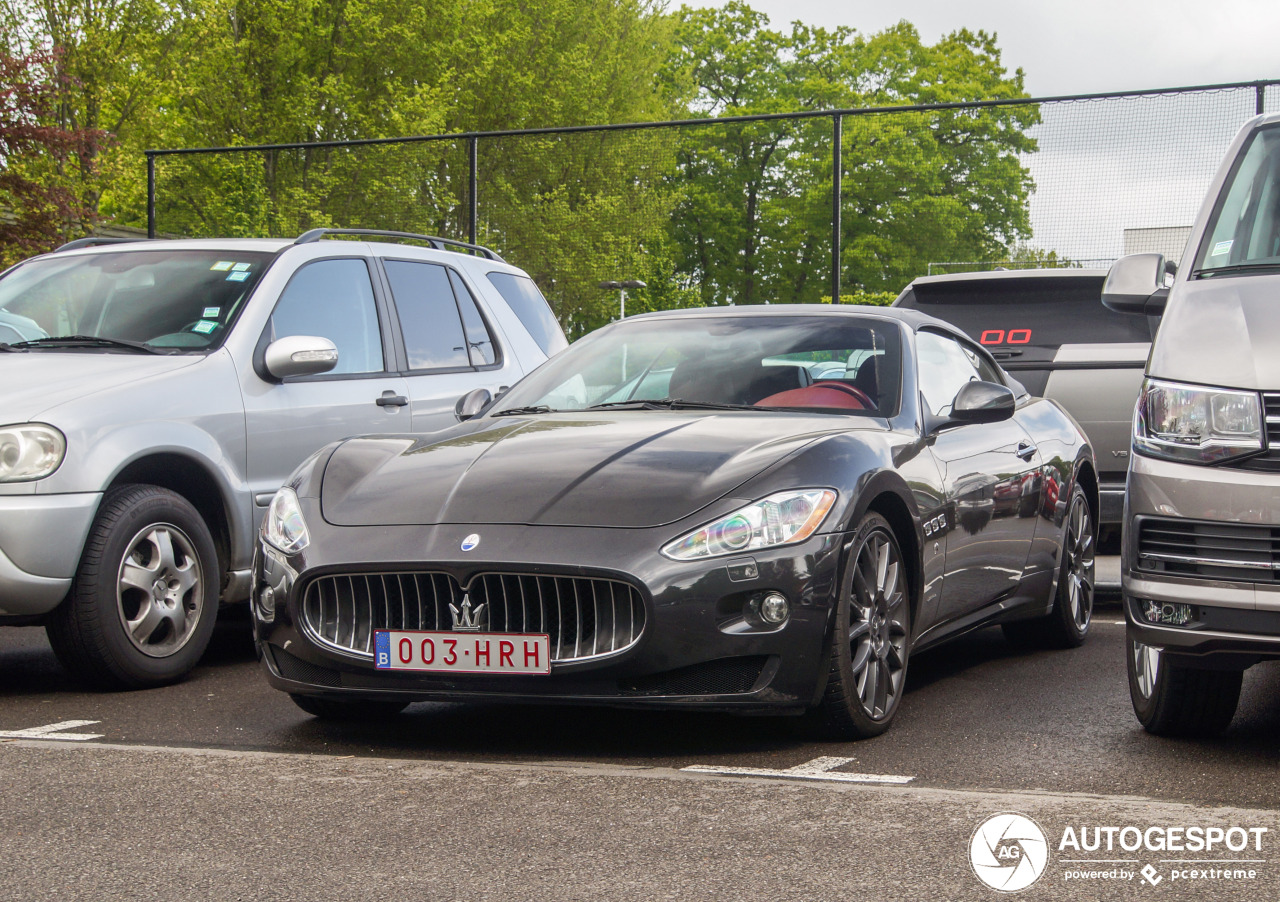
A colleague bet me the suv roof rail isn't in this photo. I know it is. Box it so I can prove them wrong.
[293,228,505,262]
[55,237,147,252]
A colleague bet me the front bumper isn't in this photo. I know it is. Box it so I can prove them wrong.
[1122,453,1280,664]
[253,520,846,713]
[0,492,101,616]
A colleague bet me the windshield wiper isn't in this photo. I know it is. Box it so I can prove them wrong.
[9,335,173,355]
[491,405,556,417]
[1192,262,1280,278]
[0,342,23,352]
[587,398,763,412]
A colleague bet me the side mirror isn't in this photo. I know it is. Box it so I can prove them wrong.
[264,335,338,379]
[1102,253,1172,315]
[455,387,492,421]
[950,380,1016,424]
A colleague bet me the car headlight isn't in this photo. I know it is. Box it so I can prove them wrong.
[662,489,837,561]
[1133,378,1263,464]
[263,487,310,554]
[0,424,65,482]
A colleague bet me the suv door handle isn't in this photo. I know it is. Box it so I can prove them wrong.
[376,391,409,408]
[1016,441,1037,461]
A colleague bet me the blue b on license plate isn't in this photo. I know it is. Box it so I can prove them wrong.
[374,630,551,674]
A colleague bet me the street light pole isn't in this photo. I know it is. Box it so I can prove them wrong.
[599,279,647,321]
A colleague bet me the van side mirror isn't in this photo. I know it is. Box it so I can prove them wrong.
[263,335,339,379]
[455,387,492,421]
[1102,253,1172,315]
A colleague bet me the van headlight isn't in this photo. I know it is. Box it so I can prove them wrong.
[0,424,65,482]
[662,489,837,561]
[263,487,310,554]
[1133,378,1263,464]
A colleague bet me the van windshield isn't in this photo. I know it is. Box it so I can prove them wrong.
[1194,124,1280,275]
[0,249,272,351]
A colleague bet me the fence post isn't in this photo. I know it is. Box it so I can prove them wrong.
[832,113,842,304]
[1258,83,1266,116]
[468,136,478,245]
[146,153,156,239]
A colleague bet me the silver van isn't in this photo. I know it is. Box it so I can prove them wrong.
[1106,113,1280,735]
[0,230,566,689]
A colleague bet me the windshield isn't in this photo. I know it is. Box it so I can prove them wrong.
[0,249,273,350]
[493,314,902,416]
[1194,124,1280,275]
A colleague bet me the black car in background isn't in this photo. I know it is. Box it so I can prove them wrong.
[894,269,1154,538]
[253,306,1097,739]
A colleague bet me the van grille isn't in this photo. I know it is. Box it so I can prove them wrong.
[300,571,646,663]
[1137,517,1280,583]
[1236,392,1280,471]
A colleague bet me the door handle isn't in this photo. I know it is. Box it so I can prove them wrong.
[376,391,409,408]
[1016,441,1037,461]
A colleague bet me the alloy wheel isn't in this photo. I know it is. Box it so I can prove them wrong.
[1132,638,1161,699]
[116,523,205,657]
[1064,492,1095,633]
[848,529,909,720]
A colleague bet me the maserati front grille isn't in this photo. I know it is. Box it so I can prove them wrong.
[299,570,646,663]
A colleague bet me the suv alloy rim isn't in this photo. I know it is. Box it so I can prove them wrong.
[116,523,205,657]
[1132,639,1160,699]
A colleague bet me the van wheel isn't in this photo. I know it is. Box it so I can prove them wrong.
[1002,483,1094,649]
[46,485,219,690]
[1128,635,1242,736]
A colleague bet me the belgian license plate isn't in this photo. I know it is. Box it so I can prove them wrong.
[374,630,551,674]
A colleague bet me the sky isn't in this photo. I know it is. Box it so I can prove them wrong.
[695,0,1280,97]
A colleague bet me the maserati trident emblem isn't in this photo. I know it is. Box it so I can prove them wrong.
[449,594,488,632]
[461,533,480,551]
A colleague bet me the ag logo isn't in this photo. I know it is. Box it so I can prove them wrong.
[969,813,1049,893]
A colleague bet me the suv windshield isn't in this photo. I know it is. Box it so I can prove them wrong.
[0,249,272,351]
[1194,124,1280,275]
[492,314,902,415]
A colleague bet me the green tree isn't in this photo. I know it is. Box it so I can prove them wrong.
[662,3,1038,305]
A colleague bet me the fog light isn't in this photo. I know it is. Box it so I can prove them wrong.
[760,593,789,624]
[1143,599,1193,626]
[257,586,275,622]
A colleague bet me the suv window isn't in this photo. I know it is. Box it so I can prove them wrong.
[897,275,1152,351]
[269,258,384,374]
[383,260,476,371]
[448,270,498,366]
[486,272,564,355]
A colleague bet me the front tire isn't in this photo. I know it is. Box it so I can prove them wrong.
[46,485,220,690]
[1127,635,1242,736]
[806,513,912,740]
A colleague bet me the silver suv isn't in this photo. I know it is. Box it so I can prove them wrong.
[0,229,566,688]
[1106,113,1280,735]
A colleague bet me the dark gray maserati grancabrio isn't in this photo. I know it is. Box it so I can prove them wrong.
[253,305,1098,738]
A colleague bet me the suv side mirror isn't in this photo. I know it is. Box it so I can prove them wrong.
[263,335,339,379]
[1102,253,1172,315]
[455,387,492,421]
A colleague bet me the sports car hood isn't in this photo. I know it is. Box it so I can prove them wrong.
[0,352,202,421]
[1148,272,1280,389]
[321,412,869,528]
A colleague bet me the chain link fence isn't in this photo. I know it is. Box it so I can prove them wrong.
[147,80,1278,337]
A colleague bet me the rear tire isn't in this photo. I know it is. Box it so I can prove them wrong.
[46,485,219,690]
[1127,635,1241,736]
[1002,482,1094,649]
[804,513,912,740]
[291,694,408,721]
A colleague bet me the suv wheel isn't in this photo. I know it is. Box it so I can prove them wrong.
[46,485,219,689]
[1127,635,1242,736]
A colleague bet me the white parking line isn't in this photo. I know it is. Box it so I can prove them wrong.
[0,720,103,741]
[681,755,914,785]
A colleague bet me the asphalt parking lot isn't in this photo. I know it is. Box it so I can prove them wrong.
[4,595,1280,900]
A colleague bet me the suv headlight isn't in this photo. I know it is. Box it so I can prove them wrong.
[263,487,310,554]
[662,489,837,561]
[1134,378,1263,464]
[0,424,65,482]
